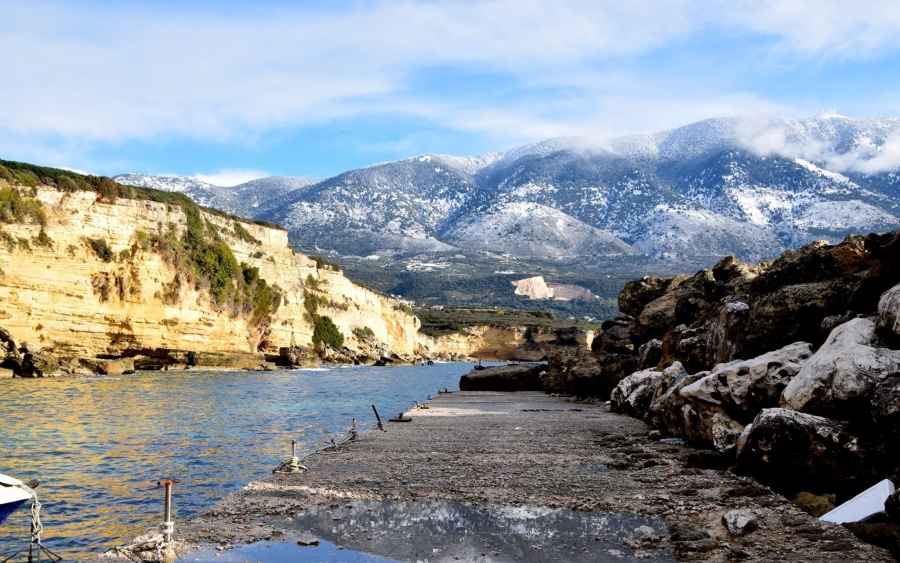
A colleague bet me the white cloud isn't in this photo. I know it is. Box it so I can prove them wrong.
[0,0,899,155]
[193,169,269,187]
[731,0,900,58]
[737,115,900,174]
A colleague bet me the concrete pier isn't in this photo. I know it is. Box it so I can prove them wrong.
[154,392,894,561]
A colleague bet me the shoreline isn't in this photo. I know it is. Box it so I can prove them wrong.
[93,390,894,562]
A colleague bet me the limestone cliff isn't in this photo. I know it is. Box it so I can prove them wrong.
[422,325,595,362]
[0,183,421,366]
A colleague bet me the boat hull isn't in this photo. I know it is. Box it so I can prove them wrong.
[0,498,28,525]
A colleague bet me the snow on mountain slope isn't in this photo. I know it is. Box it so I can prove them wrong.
[630,204,786,263]
[114,173,241,215]
[442,201,639,259]
[114,173,319,218]
[119,114,900,269]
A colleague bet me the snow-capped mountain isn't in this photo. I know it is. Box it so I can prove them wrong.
[117,114,900,269]
[113,173,317,218]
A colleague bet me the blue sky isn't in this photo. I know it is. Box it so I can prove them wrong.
[2,0,900,184]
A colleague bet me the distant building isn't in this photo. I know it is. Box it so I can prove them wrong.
[430,305,444,311]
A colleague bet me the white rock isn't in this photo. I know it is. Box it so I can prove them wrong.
[781,318,900,417]
[722,509,757,536]
[680,342,812,421]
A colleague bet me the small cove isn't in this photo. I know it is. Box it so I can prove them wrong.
[0,364,474,560]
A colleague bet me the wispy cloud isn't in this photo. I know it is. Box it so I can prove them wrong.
[1,0,900,173]
[737,115,900,174]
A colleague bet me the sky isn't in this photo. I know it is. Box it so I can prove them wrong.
[2,0,900,185]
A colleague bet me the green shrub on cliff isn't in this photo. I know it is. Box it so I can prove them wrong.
[86,237,114,262]
[0,164,16,184]
[0,186,46,227]
[233,222,261,245]
[312,315,344,349]
[352,326,375,340]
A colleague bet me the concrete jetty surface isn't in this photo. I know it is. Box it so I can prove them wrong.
[151,392,893,561]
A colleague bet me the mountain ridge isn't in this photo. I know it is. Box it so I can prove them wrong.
[115,113,900,270]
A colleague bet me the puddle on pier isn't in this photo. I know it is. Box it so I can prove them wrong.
[184,499,675,562]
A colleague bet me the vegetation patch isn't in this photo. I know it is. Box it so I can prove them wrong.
[312,315,344,348]
[233,222,261,245]
[352,326,375,340]
[85,237,114,262]
[312,255,341,272]
[415,306,595,338]
[0,186,46,227]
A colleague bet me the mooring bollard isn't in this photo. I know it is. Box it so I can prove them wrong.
[372,404,385,431]
[157,478,180,543]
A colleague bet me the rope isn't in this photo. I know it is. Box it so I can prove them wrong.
[273,420,360,474]
[0,483,62,563]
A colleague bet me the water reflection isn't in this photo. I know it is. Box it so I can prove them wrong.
[0,365,470,559]
[188,500,674,563]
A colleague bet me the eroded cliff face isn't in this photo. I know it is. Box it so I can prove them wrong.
[0,185,421,363]
[423,325,595,361]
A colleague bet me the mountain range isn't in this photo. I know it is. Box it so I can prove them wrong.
[115,113,900,270]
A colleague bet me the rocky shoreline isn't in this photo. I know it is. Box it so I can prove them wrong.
[509,230,900,558]
[90,391,893,562]
[0,325,474,377]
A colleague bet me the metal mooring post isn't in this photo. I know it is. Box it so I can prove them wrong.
[157,478,180,543]
[372,404,385,431]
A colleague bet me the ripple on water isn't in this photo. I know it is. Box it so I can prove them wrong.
[0,364,472,559]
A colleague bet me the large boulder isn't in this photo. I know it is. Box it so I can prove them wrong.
[591,318,634,355]
[742,279,857,358]
[879,283,900,338]
[646,369,704,438]
[459,363,546,392]
[79,358,135,375]
[680,342,813,424]
[736,408,878,497]
[556,353,640,399]
[618,275,687,317]
[610,368,665,419]
[781,318,900,421]
[19,353,60,377]
[631,270,720,344]
[278,345,321,367]
[871,376,900,447]
[705,294,750,366]
[637,339,662,370]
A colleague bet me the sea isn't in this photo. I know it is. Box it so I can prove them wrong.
[0,363,474,560]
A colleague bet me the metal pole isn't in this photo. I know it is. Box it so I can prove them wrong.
[157,479,180,543]
[372,404,385,431]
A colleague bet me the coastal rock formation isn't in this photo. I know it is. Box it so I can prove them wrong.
[0,181,425,369]
[781,318,900,421]
[458,363,546,391]
[680,342,812,423]
[735,408,878,497]
[426,325,595,363]
[879,283,900,338]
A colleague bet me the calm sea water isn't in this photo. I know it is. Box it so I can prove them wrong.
[0,364,473,560]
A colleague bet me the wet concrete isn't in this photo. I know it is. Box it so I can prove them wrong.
[172,392,893,562]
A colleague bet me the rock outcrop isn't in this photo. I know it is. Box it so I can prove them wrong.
[596,229,900,515]
[0,182,426,369]
[781,318,900,421]
[458,363,546,391]
[735,409,878,497]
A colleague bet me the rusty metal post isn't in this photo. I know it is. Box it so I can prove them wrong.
[157,479,180,543]
[372,404,385,431]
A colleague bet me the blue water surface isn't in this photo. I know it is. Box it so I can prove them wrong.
[0,364,472,559]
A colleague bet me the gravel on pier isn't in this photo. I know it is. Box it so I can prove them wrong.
[171,392,893,562]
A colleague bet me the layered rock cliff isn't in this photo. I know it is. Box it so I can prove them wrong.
[0,181,422,368]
